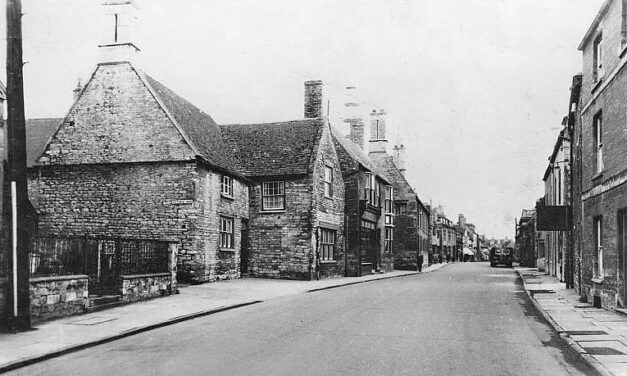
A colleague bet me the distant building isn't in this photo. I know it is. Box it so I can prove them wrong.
[516,209,537,267]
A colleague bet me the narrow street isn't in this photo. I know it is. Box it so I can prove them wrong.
[7,263,596,376]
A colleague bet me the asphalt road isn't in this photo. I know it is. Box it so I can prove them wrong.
[8,263,597,376]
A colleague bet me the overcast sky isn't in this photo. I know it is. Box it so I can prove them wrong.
[0,0,605,238]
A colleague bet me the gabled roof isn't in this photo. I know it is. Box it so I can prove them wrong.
[140,72,240,174]
[24,118,63,167]
[330,127,391,184]
[368,152,416,198]
[220,119,324,177]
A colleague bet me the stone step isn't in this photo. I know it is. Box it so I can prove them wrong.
[86,295,124,313]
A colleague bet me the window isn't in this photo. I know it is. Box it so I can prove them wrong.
[262,181,285,210]
[594,216,603,278]
[221,175,233,197]
[320,228,336,261]
[219,217,234,249]
[365,173,377,206]
[594,112,603,174]
[385,227,393,253]
[593,34,603,82]
[384,186,394,225]
[324,165,333,198]
[395,203,408,216]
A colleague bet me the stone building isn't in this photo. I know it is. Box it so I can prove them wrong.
[576,0,627,309]
[541,125,571,280]
[29,1,249,285]
[221,81,345,280]
[331,125,391,276]
[367,110,430,271]
[516,209,537,267]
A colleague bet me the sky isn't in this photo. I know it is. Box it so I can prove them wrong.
[0,0,605,238]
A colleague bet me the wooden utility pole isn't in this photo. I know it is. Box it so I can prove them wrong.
[6,0,30,331]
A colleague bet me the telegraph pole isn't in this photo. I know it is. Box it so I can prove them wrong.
[6,0,30,331]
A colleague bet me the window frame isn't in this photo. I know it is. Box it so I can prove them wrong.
[261,181,286,211]
[594,216,604,279]
[593,33,603,82]
[219,216,235,249]
[594,111,603,175]
[384,186,394,225]
[385,227,393,254]
[221,175,234,198]
[320,228,336,261]
[324,164,334,198]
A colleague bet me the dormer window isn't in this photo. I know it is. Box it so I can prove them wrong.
[593,33,603,82]
[221,175,233,198]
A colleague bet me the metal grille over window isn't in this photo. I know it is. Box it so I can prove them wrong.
[320,228,336,261]
[221,175,233,197]
[220,217,234,248]
[324,165,333,197]
[262,181,285,210]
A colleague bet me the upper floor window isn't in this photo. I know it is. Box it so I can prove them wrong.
[221,175,233,197]
[320,228,336,261]
[395,203,408,216]
[262,181,285,211]
[594,216,604,278]
[594,111,603,175]
[219,217,234,249]
[365,173,379,207]
[324,165,333,198]
[384,186,394,225]
[593,33,603,82]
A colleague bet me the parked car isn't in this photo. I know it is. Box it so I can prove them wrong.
[490,247,512,268]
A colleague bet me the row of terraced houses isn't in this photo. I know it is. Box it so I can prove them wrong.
[0,0,449,326]
[516,0,627,312]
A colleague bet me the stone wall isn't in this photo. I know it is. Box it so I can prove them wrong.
[311,124,345,278]
[248,177,314,280]
[29,275,89,324]
[121,273,173,303]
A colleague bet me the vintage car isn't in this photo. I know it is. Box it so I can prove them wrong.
[489,247,512,268]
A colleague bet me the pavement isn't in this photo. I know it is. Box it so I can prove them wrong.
[0,262,448,373]
[516,266,627,376]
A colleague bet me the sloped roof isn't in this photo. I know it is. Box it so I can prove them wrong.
[330,127,391,184]
[369,152,416,199]
[25,118,62,167]
[521,209,535,219]
[220,119,324,177]
[140,72,240,174]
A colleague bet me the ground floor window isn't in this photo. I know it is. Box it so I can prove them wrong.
[220,217,234,249]
[320,228,336,261]
[385,227,393,253]
[594,216,603,278]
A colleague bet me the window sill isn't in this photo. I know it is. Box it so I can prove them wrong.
[221,193,234,200]
[260,209,286,214]
[591,277,603,284]
[591,78,604,94]
[320,260,337,264]
[219,248,236,253]
[591,172,603,182]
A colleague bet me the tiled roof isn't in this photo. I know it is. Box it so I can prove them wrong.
[25,118,63,167]
[330,127,391,184]
[220,119,324,177]
[368,152,416,199]
[140,72,240,174]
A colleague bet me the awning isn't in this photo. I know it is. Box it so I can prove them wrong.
[462,248,475,256]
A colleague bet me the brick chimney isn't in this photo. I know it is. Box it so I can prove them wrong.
[369,109,388,153]
[392,144,406,175]
[99,1,140,64]
[304,80,324,119]
[344,86,364,148]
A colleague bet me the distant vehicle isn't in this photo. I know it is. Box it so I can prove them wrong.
[480,248,490,261]
[490,247,512,268]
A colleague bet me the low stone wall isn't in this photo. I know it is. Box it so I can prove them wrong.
[121,273,175,303]
[30,275,89,323]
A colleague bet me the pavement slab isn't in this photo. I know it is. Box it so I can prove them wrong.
[516,266,627,376]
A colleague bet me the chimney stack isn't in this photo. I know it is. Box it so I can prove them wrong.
[99,1,140,64]
[72,79,82,102]
[392,144,406,175]
[304,80,324,119]
[369,109,388,153]
[343,86,364,148]
[458,214,466,227]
